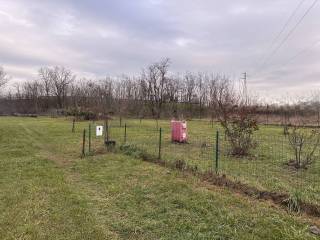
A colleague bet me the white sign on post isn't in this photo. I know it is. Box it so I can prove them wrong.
[96,126,103,136]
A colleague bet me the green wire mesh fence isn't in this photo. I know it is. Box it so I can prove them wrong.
[104,120,320,206]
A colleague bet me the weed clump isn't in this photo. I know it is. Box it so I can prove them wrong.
[283,191,302,213]
[119,144,153,161]
[175,159,186,170]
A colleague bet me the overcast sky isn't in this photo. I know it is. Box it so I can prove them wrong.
[0,0,319,101]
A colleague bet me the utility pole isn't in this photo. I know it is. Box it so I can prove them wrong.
[317,91,320,127]
[266,104,269,125]
[242,72,248,105]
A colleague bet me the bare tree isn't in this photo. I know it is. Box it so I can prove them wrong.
[39,67,53,109]
[0,66,8,90]
[13,82,22,100]
[183,72,196,117]
[142,58,170,120]
[184,72,196,103]
[138,75,148,120]
[165,75,180,118]
[101,77,114,115]
[22,80,42,113]
[197,72,208,119]
[49,66,75,109]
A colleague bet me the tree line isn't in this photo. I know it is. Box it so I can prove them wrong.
[0,59,238,120]
[1,59,320,125]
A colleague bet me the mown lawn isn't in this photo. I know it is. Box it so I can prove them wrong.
[0,117,318,239]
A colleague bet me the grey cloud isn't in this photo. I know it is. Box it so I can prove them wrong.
[0,0,319,99]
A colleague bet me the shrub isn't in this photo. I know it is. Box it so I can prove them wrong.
[211,76,258,157]
[66,108,98,120]
[288,126,320,169]
[223,110,258,156]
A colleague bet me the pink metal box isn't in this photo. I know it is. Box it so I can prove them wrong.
[171,120,187,143]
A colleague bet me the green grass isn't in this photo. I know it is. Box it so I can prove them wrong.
[107,118,320,206]
[0,116,318,239]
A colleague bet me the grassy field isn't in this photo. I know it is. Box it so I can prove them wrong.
[106,118,320,206]
[0,117,319,239]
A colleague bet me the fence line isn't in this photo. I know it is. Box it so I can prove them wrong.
[106,122,320,206]
[79,119,320,206]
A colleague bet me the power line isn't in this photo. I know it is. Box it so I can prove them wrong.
[260,0,318,68]
[259,0,307,64]
[251,38,320,83]
[278,38,320,68]
[252,0,307,78]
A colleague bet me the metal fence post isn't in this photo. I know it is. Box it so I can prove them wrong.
[124,123,127,144]
[89,123,91,153]
[105,119,109,142]
[215,131,219,174]
[72,118,75,133]
[82,129,86,156]
[104,120,107,142]
[158,127,162,160]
